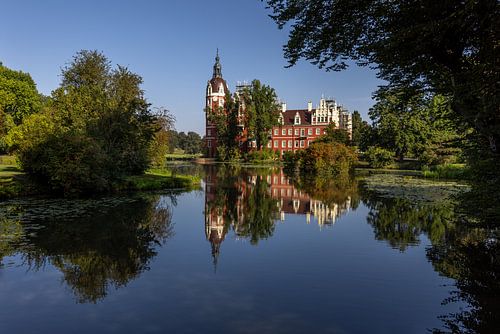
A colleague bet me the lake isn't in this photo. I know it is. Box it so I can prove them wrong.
[0,165,498,333]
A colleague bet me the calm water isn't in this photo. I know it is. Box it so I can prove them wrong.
[0,165,498,333]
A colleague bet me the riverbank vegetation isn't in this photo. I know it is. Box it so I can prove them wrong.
[266,0,499,222]
[0,51,198,197]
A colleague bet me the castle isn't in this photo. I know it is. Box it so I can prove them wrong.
[204,51,352,158]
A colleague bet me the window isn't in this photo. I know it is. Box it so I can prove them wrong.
[308,140,311,146]
[268,142,271,148]
[316,128,320,135]
[274,129,279,135]
[207,129,212,136]
[288,128,292,135]
[295,140,299,148]
[308,129,312,136]
[274,140,278,148]
[207,140,211,148]
[300,129,305,136]
[288,140,292,148]
[300,140,305,147]
[294,129,299,136]
[282,128,286,135]
[282,140,286,148]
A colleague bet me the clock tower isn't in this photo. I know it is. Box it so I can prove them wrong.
[205,50,229,158]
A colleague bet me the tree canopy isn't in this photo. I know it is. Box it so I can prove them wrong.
[265,0,499,156]
[241,79,280,150]
[7,50,171,194]
[0,63,42,124]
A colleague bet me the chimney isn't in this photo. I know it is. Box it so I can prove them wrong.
[307,101,312,112]
[282,102,287,113]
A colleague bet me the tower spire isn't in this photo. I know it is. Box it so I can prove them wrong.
[213,49,222,78]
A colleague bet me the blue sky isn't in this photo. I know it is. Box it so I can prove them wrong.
[0,0,383,134]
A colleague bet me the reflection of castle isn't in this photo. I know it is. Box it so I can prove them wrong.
[266,170,351,227]
[203,167,353,265]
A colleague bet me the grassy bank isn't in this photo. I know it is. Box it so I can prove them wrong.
[166,153,202,161]
[123,169,200,191]
[0,155,27,199]
[421,164,470,180]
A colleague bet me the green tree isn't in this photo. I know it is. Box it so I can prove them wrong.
[319,122,351,145]
[0,63,42,124]
[265,0,499,159]
[242,79,280,150]
[207,93,241,161]
[351,111,370,148]
[369,88,462,162]
[149,107,175,167]
[7,50,163,194]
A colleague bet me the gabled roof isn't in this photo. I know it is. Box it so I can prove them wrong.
[281,109,311,125]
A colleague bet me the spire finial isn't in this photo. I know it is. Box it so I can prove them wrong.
[213,49,222,78]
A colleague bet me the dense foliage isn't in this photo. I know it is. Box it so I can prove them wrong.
[6,51,172,194]
[241,79,281,150]
[167,130,203,154]
[0,63,43,153]
[285,141,357,179]
[369,89,462,163]
[266,0,498,157]
[365,146,394,169]
[207,92,241,161]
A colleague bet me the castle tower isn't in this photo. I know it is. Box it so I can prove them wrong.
[205,50,229,158]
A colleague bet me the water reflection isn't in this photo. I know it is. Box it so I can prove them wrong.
[0,195,175,303]
[0,165,498,333]
[203,165,358,265]
[359,182,500,333]
[203,166,499,333]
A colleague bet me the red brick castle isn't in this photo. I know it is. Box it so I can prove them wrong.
[204,52,352,158]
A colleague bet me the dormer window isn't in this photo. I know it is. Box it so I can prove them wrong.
[278,114,284,125]
[294,112,301,125]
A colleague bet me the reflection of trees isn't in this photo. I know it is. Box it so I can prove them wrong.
[292,173,360,210]
[236,176,278,244]
[360,187,500,333]
[362,195,455,252]
[428,227,500,334]
[0,195,174,303]
[204,165,278,247]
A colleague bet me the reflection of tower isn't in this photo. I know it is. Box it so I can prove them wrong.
[203,165,228,271]
[205,50,229,158]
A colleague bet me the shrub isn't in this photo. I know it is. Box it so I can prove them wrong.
[18,132,110,195]
[299,142,357,177]
[245,149,279,163]
[365,146,394,168]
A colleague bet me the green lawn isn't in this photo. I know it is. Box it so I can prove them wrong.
[0,155,25,198]
[124,169,201,191]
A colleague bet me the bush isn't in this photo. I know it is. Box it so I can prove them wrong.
[365,146,394,168]
[299,142,357,177]
[245,149,279,163]
[18,132,110,194]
